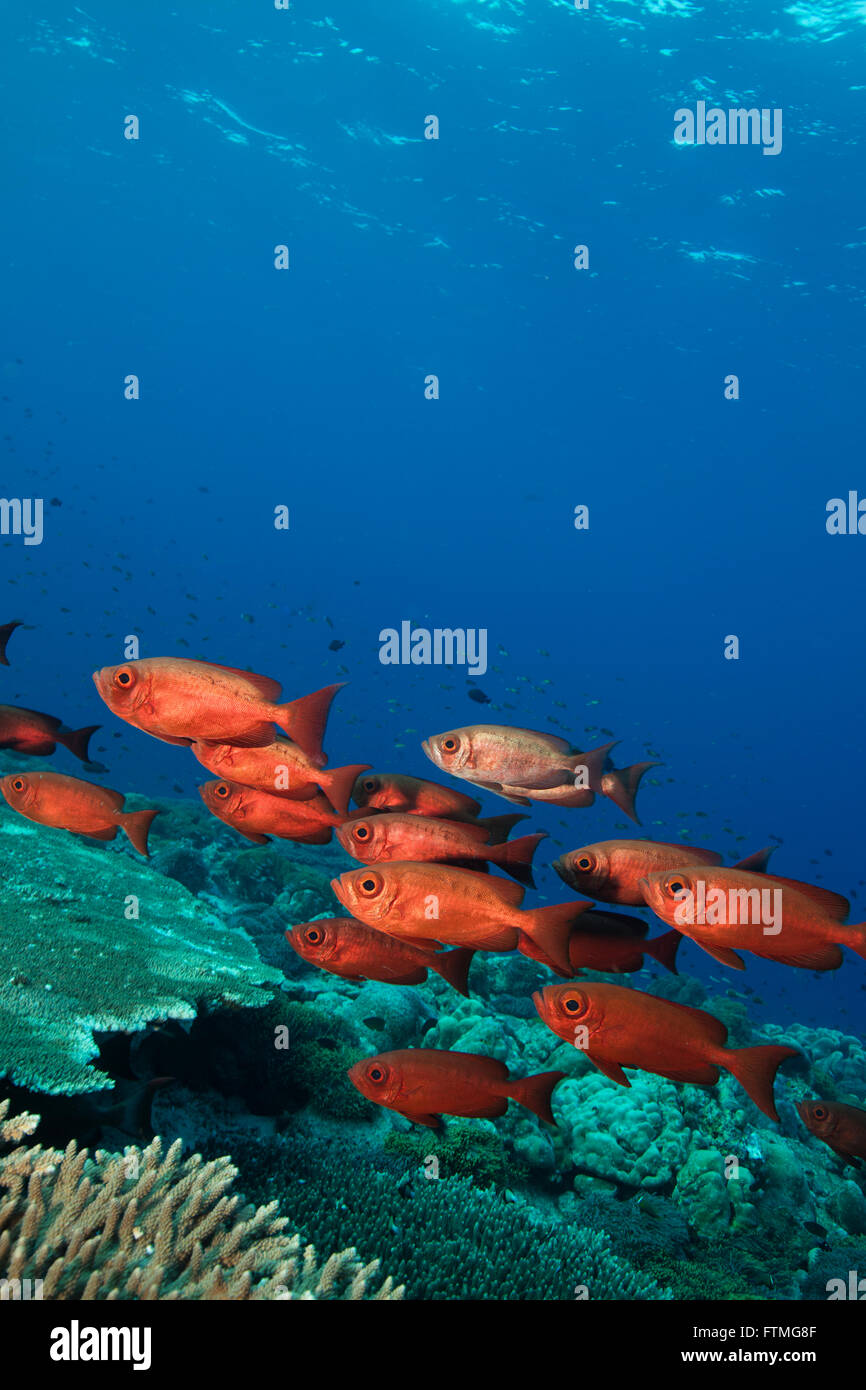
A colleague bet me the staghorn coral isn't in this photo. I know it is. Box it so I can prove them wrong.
[0,814,282,1094]
[0,1102,403,1301]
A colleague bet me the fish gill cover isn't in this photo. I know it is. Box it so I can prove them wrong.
[0,0,864,1348]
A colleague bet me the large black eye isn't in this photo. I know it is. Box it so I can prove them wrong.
[813,1105,828,1120]
[368,1066,385,1083]
[11,778,24,792]
[361,879,376,893]
[577,857,592,870]
[363,779,376,792]
[668,880,685,896]
[442,738,457,752]
[306,928,322,944]
[216,784,229,798]
[354,825,370,840]
[114,667,135,688]
[564,997,582,1013]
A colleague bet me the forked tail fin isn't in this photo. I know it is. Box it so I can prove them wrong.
[0,620,22,666]
[519,900,593,975]
[276,683,345,768]
[318,763,372,816]
[723,1044,798,1121]
[504,1070,567,1124]
[643,929,683,975]
[121,808,160,857]
[600,761,662,825]
[489,832,548,887]
[428,947,475,996]
[58,724,103,767]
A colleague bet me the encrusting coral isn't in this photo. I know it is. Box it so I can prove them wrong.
[0,1102,403,1301]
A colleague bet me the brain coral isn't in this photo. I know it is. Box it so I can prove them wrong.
[554,1071,693,1191]
[0,815,282,1095]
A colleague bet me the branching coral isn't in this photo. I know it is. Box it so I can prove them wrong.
[0,1103,403,1301]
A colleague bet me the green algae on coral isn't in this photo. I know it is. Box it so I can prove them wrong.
[0,816,281,1095]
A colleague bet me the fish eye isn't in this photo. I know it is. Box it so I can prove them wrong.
[359,876,378,895]
[354,824,370,841]
[215,784,230,799]
[367,1065,386,1085]
[666,878,686,896]
[562,994,586,1016]
[306,928,322,944]
[114,666,135,688]
[576,855,593,871]
[813,1105,828,1120]
[441,737,458,753]
[11,778,24,792]
[362,778,376,792]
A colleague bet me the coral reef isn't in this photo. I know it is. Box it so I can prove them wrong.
[0,812,282,1094]
[0,1102,402,1300]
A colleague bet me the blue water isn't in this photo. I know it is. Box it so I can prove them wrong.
[2,0,864,1052]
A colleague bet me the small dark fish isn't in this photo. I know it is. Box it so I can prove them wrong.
[328,639,345,651]
[468,688,491,704]
[804,1220,827,1238]
[50,497,62,507]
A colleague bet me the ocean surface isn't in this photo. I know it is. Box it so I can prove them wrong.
[1,0,865,1305]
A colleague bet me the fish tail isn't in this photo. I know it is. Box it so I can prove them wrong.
[723,1044,798,1122]
[600,761,662,824]
[842,923,866,961]
[275,682,345,768]
[504,1070,567,1125]
[121,808,160,857]
[643,929,683,975]
[57,723,102,767]
[317,763,372,816]
[733,845,776,873]
[428,947,475,996]
[474,812,529,843]
[519,901,593,975]
[489,831,548,887]
[571,740,619,792]
[0,619,22,665]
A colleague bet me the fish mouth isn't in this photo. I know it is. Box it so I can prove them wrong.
[531,989,546,1021]
[420,739,432,761]
[637,875,653,902]
[330,876,348,908]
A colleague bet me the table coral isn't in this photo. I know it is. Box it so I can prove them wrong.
[0,816,281,1094]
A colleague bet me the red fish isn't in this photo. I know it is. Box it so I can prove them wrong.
[351,772,487,822]
[336,812,547,887]
[332,861,592,974]
[347,1049,566,1128]
[0,620,22,666]
[191,738,369,816]
[534,981,796,1121]
[287,918,474,995]
[93,657,342,765]
[639,865,866,971]
[0,704,104,769]
[199,778,348,844]
[798,1099,866,1163]
[0,770,158,856]
[520,909,682,976]
[555,840,773,906]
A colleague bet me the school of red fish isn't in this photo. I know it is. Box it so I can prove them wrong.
[2,636,865,1160]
